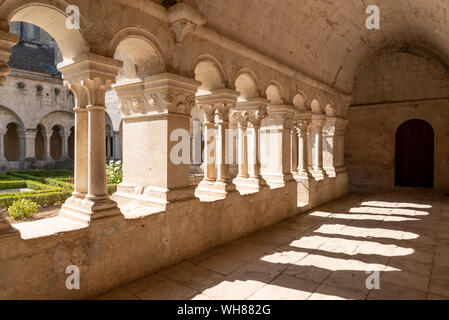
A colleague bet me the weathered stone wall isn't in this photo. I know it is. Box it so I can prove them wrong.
[347,49,449,191]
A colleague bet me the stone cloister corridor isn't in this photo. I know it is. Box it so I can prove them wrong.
[97,189,449,300]
[1,0,449,301]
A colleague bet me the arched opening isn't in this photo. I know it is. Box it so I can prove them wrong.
[395,119,434,188]
[235,72,259,101]
[4,123,19,161]
[9,4,88,64]
[68,127,75,159]
[35,125,45,160]
[50,126,62,160]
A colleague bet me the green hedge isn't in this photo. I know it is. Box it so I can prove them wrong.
[0,181,27,190]
[0,191,73,208]
[0,171,118,208]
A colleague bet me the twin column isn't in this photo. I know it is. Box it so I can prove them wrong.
[232,98,269,194]
[59,54,123,223]
[195,89,239,200]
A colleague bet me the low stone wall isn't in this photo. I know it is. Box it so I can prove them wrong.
[0,176,346,299]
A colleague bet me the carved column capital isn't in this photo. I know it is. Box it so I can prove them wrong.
[114,73,200,118]
[234,97,269,127]
[59,53,123,107]
[196,89,239,124]
[266,104,295,129]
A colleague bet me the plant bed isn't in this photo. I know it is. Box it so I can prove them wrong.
[0,167,120,221]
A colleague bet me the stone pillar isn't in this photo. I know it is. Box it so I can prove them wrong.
[237,120,248,178]
[323,117,349,177]
[0,128,6,162]
[72,105,88,197]
[113,131,121,160]
[0,30,19,237]
[263,105,295,187]
[290,126,298,174]
[200,107,216,182]
[191,121,202,166]
[24,129,37,160]
[195,89,239,199]
[44,132,53,161]
[59,53,123,224]
[296,114,312,179]
[310,114,327,180]
[232,98,268,193]
[17,128,26,161]
[61,130,70,159]
[112,72,200,208]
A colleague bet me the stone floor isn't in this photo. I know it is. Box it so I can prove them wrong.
[97,188,449,300]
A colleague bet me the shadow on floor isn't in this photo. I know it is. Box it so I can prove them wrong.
[97,188,449,300]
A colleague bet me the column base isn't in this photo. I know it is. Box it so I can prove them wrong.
[0,213,20,238]
[310,169,327,181]
[59,195,121,225]
[264,172,294,189]
[195,179,237,201]
[112,183,195,209]
[233,176,268,194]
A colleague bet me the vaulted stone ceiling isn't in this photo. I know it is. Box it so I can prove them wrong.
[187,0,449,95]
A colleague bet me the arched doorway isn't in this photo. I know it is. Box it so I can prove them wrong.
[50,126,62,160]
[395,119,434,188]
[35,125,45,160]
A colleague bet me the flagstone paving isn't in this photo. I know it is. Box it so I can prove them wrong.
[97,188,449,300]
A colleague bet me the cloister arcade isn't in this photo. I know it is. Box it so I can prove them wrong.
[0,0,447,299]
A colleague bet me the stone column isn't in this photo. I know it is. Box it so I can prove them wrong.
[24,129,37,160]
[323,117,349,177]
[232,98,268,193]
[113,131,121,160]
[195,89,239,199]
[44,132,53,161]
[191,121,202,166]
[0,30,19,237]
[0,128,6,162]
[310,114,327,180]
[264,105,295,187]
[59,53,123,224]
[296,114,312,179]
[61,130,70,159]
[17,128,26,162]
[290,126,298,174]
[200,106,216,182]
[112,72,200,209]
[235,116,249,179]
[72,105,88,197]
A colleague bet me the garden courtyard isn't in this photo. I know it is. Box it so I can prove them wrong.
[0,162,121,223]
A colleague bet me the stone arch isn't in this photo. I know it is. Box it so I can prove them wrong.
[234,69,260,100]
[293,92,308,112]
[8,2,89,63]
[325,101,337,116]
[0,105,24,129]
[38,110,74,135]
[109,27,166,82]
[193,55,226,93]
[310,96,323,114]
[4,122,20,161]
[266,82,284,105]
